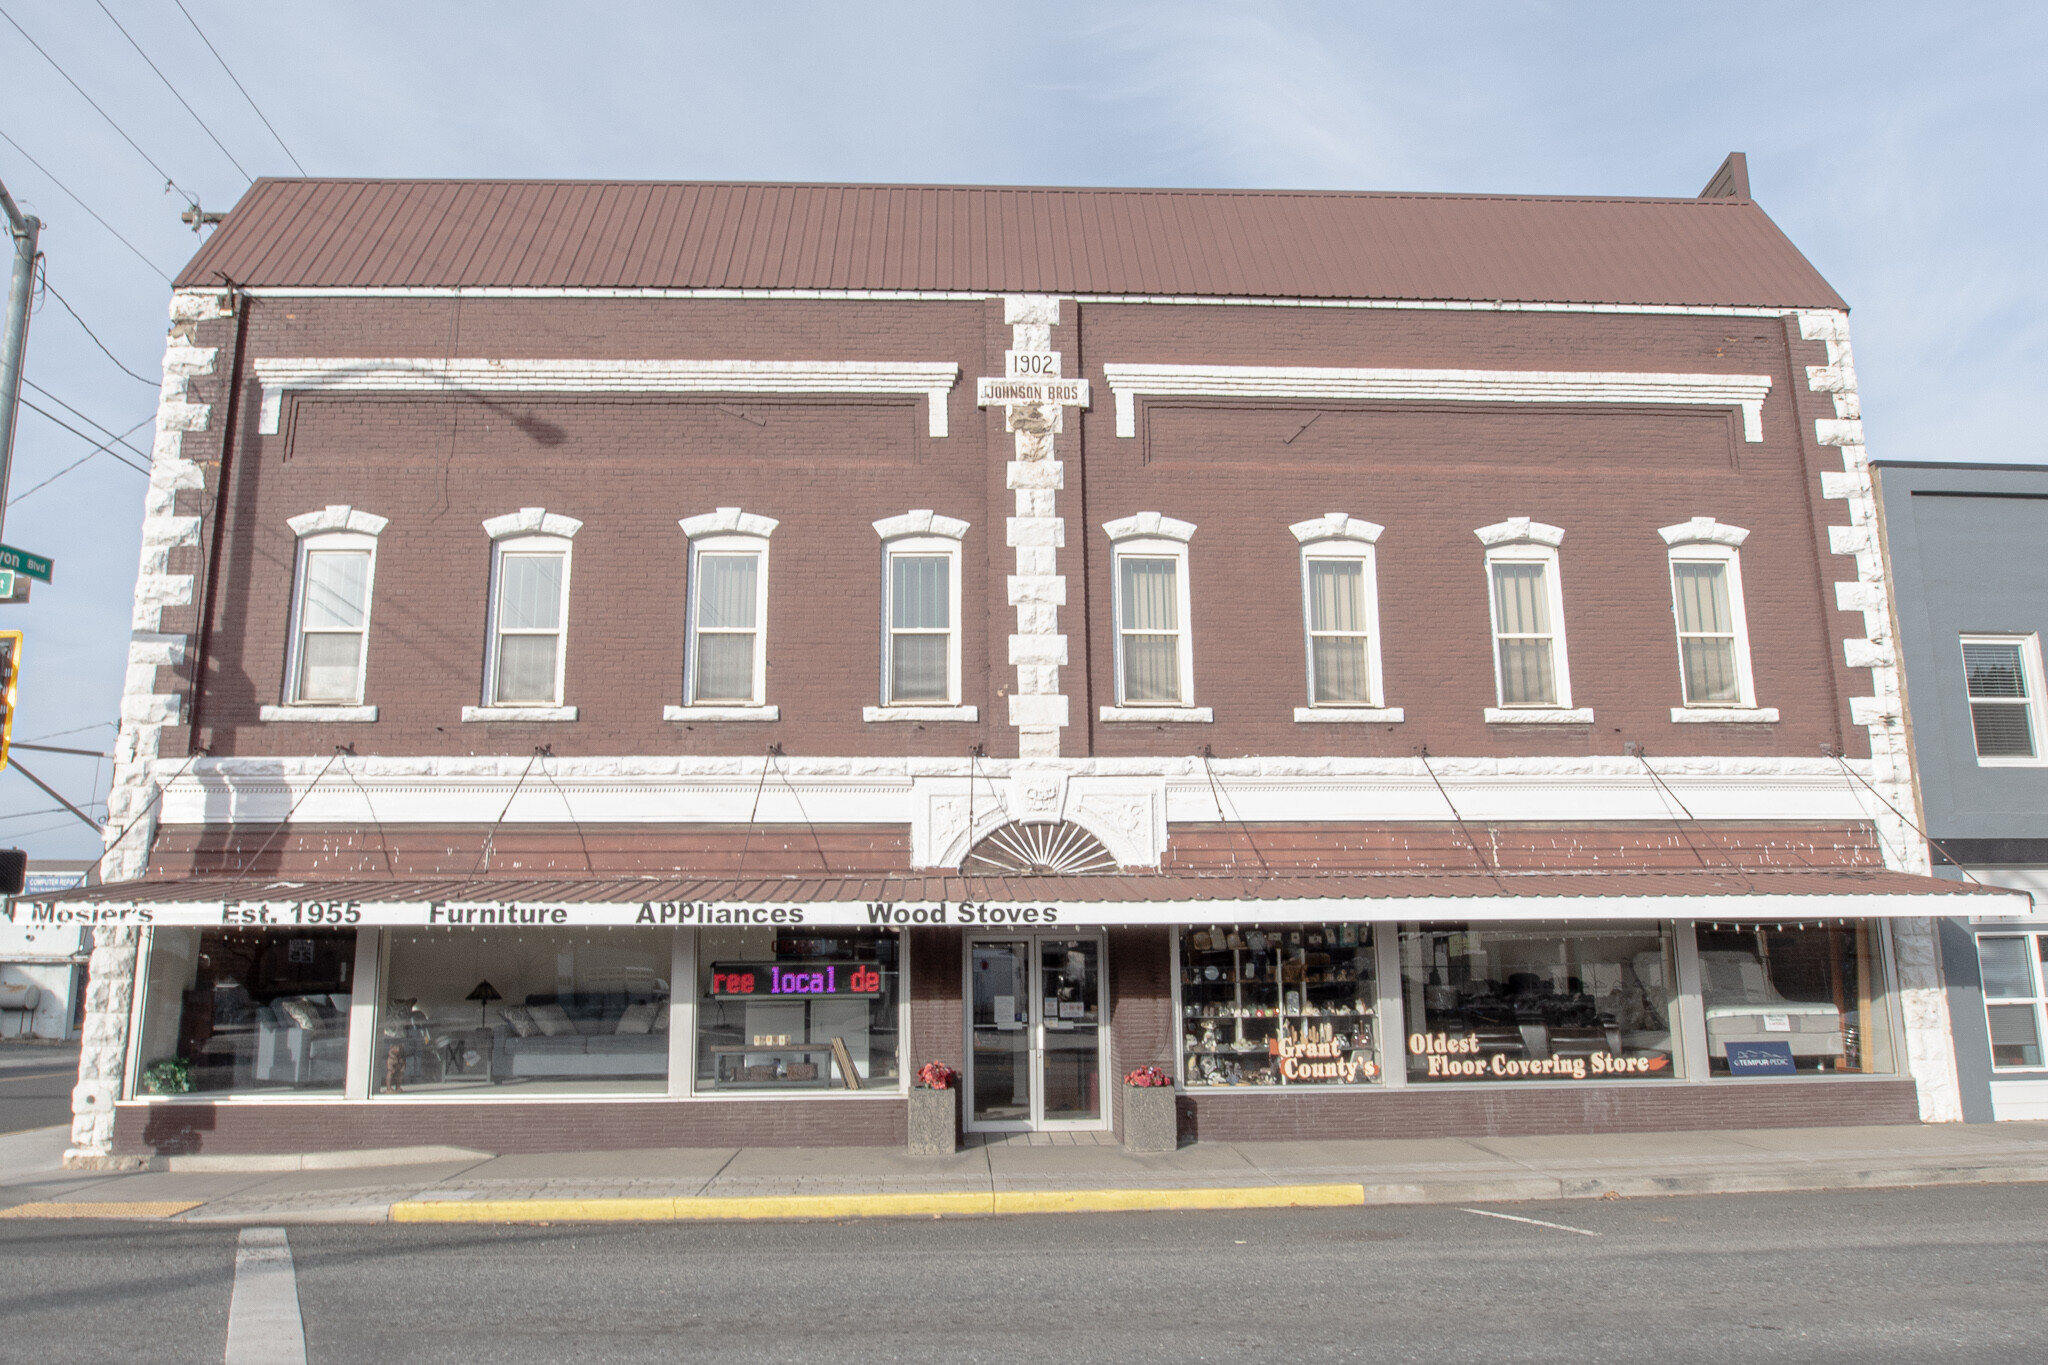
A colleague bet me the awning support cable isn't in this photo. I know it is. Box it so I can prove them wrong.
[771,747,832,874]
[1417,748,1506,894]
[465,749,540,882]
[533,746,594,875]
[1825,746,1981,886]
[1200,746,1271,878]
[84,750,202,887]
[1626,743,1755,892]
[733,745,776,883]
[335,745,395,877]
[231,750,339,879]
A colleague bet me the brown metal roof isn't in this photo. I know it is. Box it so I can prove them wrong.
[23,868,2006,907]
[174,180,1846,308]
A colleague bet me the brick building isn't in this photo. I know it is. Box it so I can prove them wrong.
[24,156,2022,1164]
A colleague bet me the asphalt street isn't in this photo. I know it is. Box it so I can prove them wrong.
[2,1182,2044,1363]
[0,1042,77,1134]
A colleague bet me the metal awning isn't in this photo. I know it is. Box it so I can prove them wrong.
[8,868,2027,928]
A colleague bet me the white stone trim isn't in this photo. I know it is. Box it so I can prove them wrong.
[1294,707,1405,723]
[1658,516,1749,548]
[1104,512,1197,543]
[145,753,1902,838]
[1475,517,1565,548]
[483,507,582,540]
[259,705,379,723]
[664,705,779,722]
[1100,706,1214,723]
[1103,362,1772,441]
[872,510,969,541]
[1290,513,1382,545]
[1485,708,1595,724]
[992,297,1072,759]
[863,706,979,722]
[1802,306,1958,1122]
[1670,707,1779,723]
[287,505,388,537]
[252,357,962,439]
[680,507,778,540]
[461,706,578,723]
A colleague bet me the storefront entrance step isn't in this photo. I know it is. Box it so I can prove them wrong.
[150,1145,493,1173]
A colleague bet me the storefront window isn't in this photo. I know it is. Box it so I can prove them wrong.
[695,928,901,1092]
[1978,934,2046,1069]
[135,928,356,1095]
[1400,923,1675,1082]
[1696,922,1895,1076]
[1179,924,1379,1087]
[376,928,672,1095]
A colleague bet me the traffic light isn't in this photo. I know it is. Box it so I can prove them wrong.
[0,630,16,772]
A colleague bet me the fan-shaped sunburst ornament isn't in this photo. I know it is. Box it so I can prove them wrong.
[962,821,1118,875]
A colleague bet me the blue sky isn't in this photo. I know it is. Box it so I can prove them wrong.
[0,1,2039,857]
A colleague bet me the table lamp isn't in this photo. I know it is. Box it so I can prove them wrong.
[466,979,502,1027]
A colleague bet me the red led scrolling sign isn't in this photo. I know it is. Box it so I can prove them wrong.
[709,962,884,998]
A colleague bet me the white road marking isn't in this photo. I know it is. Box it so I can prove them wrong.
[1461,1207,1600,1237]
[225,1226,308,1364]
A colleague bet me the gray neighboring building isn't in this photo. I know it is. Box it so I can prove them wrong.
[1877,460,2048,1120]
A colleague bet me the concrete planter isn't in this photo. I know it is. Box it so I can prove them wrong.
[908,1086,957,1156]
[1123,1084,1179,1152]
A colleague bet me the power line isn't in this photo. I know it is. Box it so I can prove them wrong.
[20,377,152,462]
[0,4,199,207]
[0,127,173,281]
[7,414,152,508]
[18,398,151,474]
[174,0,306,176]
[34,266,159,388]
[93,0,250,183]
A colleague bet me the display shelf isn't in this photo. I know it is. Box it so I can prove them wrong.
[1180,927,1381,1088]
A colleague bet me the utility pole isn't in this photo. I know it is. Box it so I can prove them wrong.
[0,178,40,544]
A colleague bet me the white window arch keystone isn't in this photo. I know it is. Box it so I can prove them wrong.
[483,507,583,541]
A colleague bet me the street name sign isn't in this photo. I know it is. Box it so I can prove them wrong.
[0,545,51,583]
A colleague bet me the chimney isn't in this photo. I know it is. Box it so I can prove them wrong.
[1698,152,1750,200]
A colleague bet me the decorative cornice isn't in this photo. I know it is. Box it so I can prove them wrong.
[1101,363,1773,441]
[1475,517,1565,548]
[873,510,969,541]
[251,357,962,438]
[483,508,582,540]
[1104,512,1196,543]
[1290,513,1382,546]
[680,507,778,540]
[1659,516,1749,548]
[288,505,388,538]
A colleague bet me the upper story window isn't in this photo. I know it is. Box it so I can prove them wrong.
[1658,518,1761,714]
[679,507,777,712]
[1978,933,2047,1069]
[873,511,968,710]
[1104,513,1198,711]
[1962,634,2047,764]
[478,508,581,714]
[1290,514,1385,708]
[1475,518,1573,712]
[280,505,387,710]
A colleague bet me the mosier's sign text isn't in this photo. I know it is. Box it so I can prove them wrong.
[709,962,883,999]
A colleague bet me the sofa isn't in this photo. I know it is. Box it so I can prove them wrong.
[492,993,669,1080]
[252,993,351,1087]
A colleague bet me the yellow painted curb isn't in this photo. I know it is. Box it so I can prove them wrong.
[388,1184,1365,1224]
[0,1201,203,1219]
[994,1184,1364,1214]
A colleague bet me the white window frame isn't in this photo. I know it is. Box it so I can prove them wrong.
[1977,931,2048,1072]
[1659,518,1773,722]
[1475,518,1588,723]
[464,507,581,723]
[262,505,387,723]
[668,507,779,722]
[867,510,974,722]
[1960,632,2048,767]
[1102,513,1209,722]
[1289,513,1400,724]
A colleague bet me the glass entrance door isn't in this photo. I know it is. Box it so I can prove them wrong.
[966,935,1107,1131]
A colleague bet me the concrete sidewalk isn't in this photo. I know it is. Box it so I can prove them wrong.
[5,1120,2048,1224]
